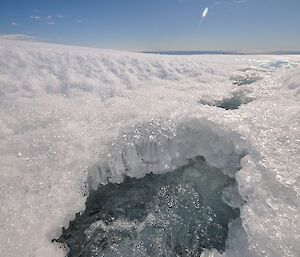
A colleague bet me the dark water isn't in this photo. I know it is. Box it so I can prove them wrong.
[216,96,253,110]
[54,157,241,257]
[199,91,254,110]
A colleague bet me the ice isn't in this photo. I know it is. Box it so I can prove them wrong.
[87,118,247,188]
[0,38,299,257]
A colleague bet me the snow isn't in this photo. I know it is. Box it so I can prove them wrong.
[0,39,299,257]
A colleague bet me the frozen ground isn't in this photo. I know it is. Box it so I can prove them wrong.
[0,39,299,257]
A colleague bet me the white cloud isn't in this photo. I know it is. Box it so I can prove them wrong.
[77,19,83,24]
[30,14,60,24]
[233,0,247,3]
[30,15,41,20]
[202,7,209,18]
[0,34,36,41]
[233,0,248,4]
[11,21,18,26]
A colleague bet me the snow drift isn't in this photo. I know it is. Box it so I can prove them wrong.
[0,39,299,257]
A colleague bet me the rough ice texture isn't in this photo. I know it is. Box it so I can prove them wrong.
[87,118,247,187]
[0,39,299,257]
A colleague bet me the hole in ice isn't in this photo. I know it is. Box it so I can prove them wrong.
[53,119,248,256]
[259,60,297,70]
[230,73,262,86]
[199,91,254,110]
[215,95,254,110]
[54,156,241,257]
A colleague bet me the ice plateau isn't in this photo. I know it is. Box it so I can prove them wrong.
[0,39,299,257]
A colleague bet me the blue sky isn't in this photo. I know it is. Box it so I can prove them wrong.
[0,0,299,51]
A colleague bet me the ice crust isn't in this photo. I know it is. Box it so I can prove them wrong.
[87,118,247,189]
[0,39,299,257]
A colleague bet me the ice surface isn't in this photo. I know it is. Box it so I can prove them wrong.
[0,39,299,257]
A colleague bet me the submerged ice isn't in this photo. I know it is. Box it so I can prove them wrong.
[55,157,240,257]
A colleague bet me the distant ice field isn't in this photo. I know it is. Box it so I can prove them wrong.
[0,39,299,257]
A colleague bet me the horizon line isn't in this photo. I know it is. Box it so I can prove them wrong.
[1,34,300,55]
